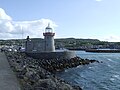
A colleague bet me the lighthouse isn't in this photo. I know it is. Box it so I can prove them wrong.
[43,23,55,52]
[25,23,75,59]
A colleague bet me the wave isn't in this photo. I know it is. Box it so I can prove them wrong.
[107,58,112,61]
[110,78,115,81]
[107,64,114,69]
[112,75,120,79]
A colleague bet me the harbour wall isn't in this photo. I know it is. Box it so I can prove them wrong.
[25,51,76,60]
[85,49,120,53]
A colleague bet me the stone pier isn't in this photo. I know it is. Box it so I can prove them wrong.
[0,52,21,90]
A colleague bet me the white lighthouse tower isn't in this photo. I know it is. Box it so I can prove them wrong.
[43,23,55,52]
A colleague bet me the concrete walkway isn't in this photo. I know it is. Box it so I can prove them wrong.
[0,52,21,90]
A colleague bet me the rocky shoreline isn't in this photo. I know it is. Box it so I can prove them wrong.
[5,51,100,90]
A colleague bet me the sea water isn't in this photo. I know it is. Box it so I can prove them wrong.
[56,51,120,90]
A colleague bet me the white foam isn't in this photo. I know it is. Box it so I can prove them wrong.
[113,75,120,79]
[107,58,112,62]
[76,65,81,68]
[64,70,68,72]
[110,78,115,81]
[107,64,114,69]
[107,58,116,63]
[88,67,93,69]
[107,64,111,67]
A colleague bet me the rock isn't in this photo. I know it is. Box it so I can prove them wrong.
[5,51,90,90]
[33,79,57,90]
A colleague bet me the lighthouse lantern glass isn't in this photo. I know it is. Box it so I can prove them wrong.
[45,28,53,33]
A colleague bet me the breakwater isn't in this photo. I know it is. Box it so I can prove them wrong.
[37,56,100,73]
[5,51,100,90]
[85,49,120,53]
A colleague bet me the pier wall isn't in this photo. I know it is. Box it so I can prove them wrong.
[25,51,76,60]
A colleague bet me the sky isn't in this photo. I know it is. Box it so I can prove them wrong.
[0,0,120,42]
